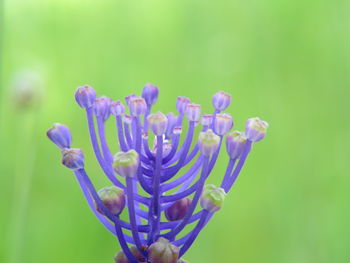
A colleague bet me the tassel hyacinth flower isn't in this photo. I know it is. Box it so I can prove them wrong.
[47,84,268,263]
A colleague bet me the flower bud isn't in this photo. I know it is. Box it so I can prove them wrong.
[226,131,247,159]
[165,198,192,221]
[47,123,72,149]
[114,246,147,263]
[200,184,226,212]
[93,96,112,120]
[61,148,84,170]
[198,129,220,156]
[113,150,139,178]
[129,97,147,116]
[245,117,269,142]
[214,113,233,135]
[110,101,125,116]
[166,113,178,138]
[75,85,96,108]
[97,186,125,216]
[123,114,133,125]
[148,237,179,263]
[125,94,137,106]
[185,104,201,122]
[201,114,213,127]
[212,91,231,111]
[176,96,190,114]
[147,112,168,136]
[142,83,159,105]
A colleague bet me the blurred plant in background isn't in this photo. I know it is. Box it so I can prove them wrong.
[47,84,268,262]
[4,69,44,263]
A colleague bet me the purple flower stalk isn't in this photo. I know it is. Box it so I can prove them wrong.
[47,84,268,263]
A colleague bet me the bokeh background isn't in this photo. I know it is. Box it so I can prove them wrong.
[1,0,350,262]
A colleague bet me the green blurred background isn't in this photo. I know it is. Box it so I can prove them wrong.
[1,0,349,262]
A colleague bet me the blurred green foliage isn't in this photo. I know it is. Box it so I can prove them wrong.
[1,0,350,262]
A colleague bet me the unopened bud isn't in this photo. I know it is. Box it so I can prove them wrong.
[198,129,220,156]
[214,113,233,135]
[61,148,84,170]
[176,96,190,114]
[226,131,247,159]
[142,83,159,105]
[47,123,72,149]
[200,184,226,212]
[110,101,125,116]
[94,96,112,120]
[165,198,192,221]
[185,104,201,122]
[113,150,139,178]
[147,112,168,136]
[245,117,268,142]
[75,85,96,108]
[97,186,125,216]
[148,237,179,263]
[129,97,147,116]
[114,246,147,263]
[212,91,231,111]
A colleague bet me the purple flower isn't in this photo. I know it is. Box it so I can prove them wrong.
[47,84,268,262]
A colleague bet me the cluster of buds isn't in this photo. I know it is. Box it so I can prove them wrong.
[47,83,268,263]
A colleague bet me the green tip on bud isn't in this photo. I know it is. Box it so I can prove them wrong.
[200,184,226,212]
[97,186,125,216]
[197,129,220,156]
[148,237,179,263]
[113,150,140,178]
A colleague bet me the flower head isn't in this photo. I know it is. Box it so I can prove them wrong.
[48,85,267,262]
